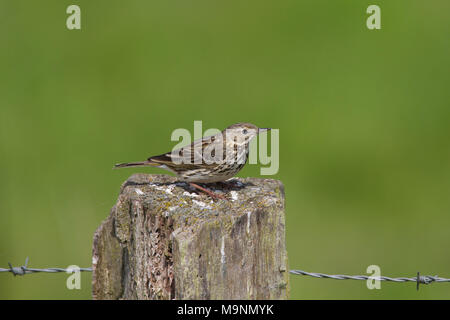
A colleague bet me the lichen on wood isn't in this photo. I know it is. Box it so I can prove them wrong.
[92,173,289,300]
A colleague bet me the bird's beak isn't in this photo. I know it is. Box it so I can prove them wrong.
[258,128,271,134]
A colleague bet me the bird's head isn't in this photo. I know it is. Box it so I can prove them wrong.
[223,123,271,145]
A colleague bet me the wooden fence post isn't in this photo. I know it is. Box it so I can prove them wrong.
[92,173,289,299]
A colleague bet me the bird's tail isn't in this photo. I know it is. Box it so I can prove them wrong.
[114,161,158,169]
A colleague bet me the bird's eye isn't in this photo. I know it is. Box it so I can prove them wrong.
[242,129,248,135]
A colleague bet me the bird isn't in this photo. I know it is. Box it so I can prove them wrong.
[114,123,271,199]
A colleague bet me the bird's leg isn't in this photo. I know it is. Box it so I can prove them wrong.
[189,183,227,200]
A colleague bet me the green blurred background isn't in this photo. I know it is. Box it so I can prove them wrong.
[1,0,449,299]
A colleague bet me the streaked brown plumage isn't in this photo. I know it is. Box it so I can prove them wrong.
[115,123,270,198]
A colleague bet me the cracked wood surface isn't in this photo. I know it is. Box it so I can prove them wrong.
[92,173,289,300]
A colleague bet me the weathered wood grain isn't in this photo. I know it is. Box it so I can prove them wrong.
[92,174,288,300]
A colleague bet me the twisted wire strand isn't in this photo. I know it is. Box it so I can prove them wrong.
[2,258,450,291]
[0,258,92,276]
[289,269,450,287]
[0,267,93,275]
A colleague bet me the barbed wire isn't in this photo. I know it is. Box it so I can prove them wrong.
[0,257,92,276]
[289,269,450,290]
[2,258,450,291]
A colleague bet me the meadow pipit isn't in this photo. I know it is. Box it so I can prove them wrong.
[115,123,270,199]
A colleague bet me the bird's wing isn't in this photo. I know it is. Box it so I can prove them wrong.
[148,133,224,169]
